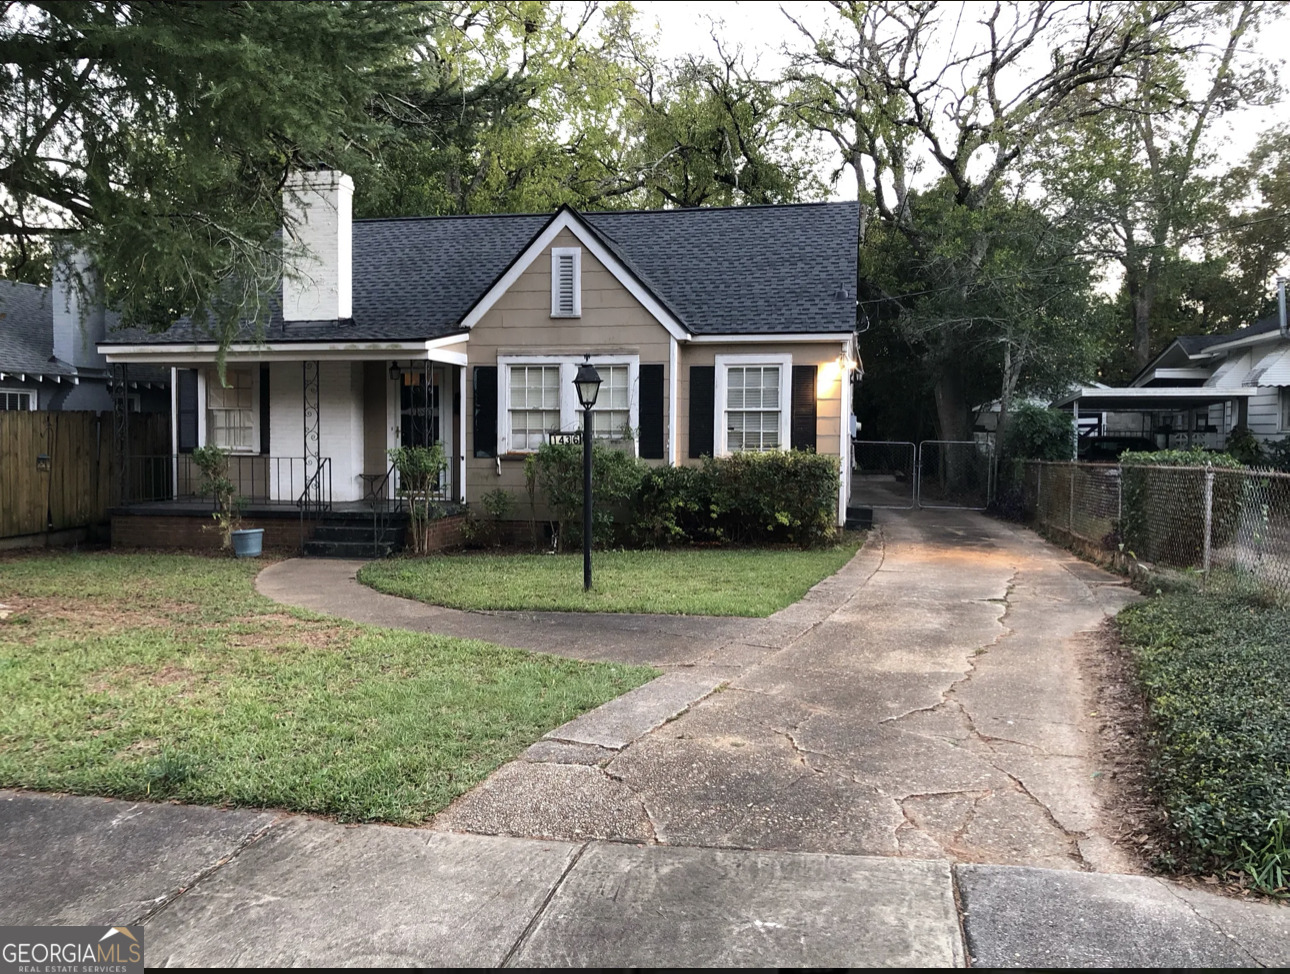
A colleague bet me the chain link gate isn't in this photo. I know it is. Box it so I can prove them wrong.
[917,440,993,510]
[851,440,917,509]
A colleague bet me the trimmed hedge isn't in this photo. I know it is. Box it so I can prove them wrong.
[1118,590,1290,892]
[1118,447,1243,565]
[530,444,840,549]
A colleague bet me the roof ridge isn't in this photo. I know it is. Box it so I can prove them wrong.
[353,200,857,225]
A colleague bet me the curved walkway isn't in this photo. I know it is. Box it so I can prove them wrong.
[258,510,1139,871]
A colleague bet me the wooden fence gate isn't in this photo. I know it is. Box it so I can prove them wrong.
[0,411,169,542]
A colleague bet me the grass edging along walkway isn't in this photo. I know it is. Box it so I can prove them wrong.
[357,533,866,617]
[1117,579,1290,895]
[0,553,655,824]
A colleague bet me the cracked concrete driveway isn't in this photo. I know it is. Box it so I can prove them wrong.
[435,509,1140,872]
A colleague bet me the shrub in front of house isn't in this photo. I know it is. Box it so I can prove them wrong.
[700,450,839,547]
[532,441,646,549]
[531,444,840,550]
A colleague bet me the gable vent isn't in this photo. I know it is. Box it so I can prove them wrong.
[551,247,581,317]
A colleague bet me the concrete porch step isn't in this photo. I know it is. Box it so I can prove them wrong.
[845,506,874,530]
[303,538,402,559]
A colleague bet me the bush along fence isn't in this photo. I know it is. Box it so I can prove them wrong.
[1018,451,1290,599]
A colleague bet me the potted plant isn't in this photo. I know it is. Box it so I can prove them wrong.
[191,446,262,557]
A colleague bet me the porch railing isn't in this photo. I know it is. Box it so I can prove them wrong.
[122,454,333,511]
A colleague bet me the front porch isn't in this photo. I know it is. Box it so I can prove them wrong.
[102,347,469,551]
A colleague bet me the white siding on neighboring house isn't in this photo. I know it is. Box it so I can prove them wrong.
[1247,386,1282,437]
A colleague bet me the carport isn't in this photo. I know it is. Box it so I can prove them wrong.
[1052,385,1260,455]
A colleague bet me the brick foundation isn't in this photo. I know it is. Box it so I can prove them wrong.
[111,513,316,551]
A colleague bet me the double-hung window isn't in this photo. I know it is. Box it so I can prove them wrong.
[508,365,562,452]
[714,353,792,455]
[1281,388,1290,432]
[591,365,631,440]
[498,355,639,453]
[0,389,35,411]
[206,366,256,451]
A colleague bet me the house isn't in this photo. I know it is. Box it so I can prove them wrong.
[97,171,861,549]
[1,267,169,414]
[1055,298,1290,453]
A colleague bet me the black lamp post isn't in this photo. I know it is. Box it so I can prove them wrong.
[573,357,602,591]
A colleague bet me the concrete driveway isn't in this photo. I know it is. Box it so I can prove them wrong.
[434,510,1139,870]
[264,509,1139,870]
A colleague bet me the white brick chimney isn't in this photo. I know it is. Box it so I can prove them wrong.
[51,248,106,370]
[282,169,353,322]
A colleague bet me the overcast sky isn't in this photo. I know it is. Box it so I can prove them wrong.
[636,0,1288,203]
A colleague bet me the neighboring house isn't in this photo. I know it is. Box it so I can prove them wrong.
[98,171,862,538]
[1056,309,1290,452]
[0,269,168,414]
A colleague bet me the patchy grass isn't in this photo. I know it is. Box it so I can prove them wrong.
[1117,587,1290,893]
[358,534,866,617]
[0,553,655,823]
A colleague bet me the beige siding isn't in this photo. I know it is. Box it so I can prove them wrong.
[462,229,851,516]
[465,228,674,502]
[677,342,850,462]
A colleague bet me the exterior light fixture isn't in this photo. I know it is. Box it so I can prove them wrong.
[389,362,402,381]
[573,356,601,591]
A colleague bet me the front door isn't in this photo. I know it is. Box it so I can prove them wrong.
[399,365,440,449]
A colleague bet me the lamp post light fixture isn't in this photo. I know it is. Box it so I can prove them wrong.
[573,356,602,591]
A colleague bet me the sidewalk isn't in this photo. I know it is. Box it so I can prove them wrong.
[4,789,1287,967]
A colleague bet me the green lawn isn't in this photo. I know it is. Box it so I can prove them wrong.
[0,553,655,823]
[357,534,866,616]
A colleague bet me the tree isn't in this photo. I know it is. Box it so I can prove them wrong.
[1,1,436,338]
[1042,0,1282,372]
[785,0,1180,440]
[621,41,825,208]
[357,1,647,217]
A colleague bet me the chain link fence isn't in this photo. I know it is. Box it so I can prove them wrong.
[919,440,993,510]
[852,440,916,508]
[1021,461,1290,598]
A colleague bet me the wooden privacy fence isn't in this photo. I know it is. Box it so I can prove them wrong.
[0,411,169,541]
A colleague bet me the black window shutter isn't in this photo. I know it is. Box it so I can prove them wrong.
[689,365,715,459]
[177,369,198,453]
[791,365,817,451]
[473,366,498,458]
[639,364,665,459]
[259,365,270,455]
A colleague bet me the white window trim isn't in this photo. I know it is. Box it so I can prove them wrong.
[714,353,793,456]
[550,247,582,318]
[1281,388,1290,433]
[0,387,37,411]
[203,364,259,454]
[497,353,640,455]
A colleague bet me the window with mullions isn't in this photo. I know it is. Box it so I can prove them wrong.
[591,365,630,440]
[509,365,561,451]
[725,364,782,452]
[207,367,254,450]
[0,389,34,411]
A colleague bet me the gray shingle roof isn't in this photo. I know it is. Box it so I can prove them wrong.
[0,281,75,378]
[100,202,860,347]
